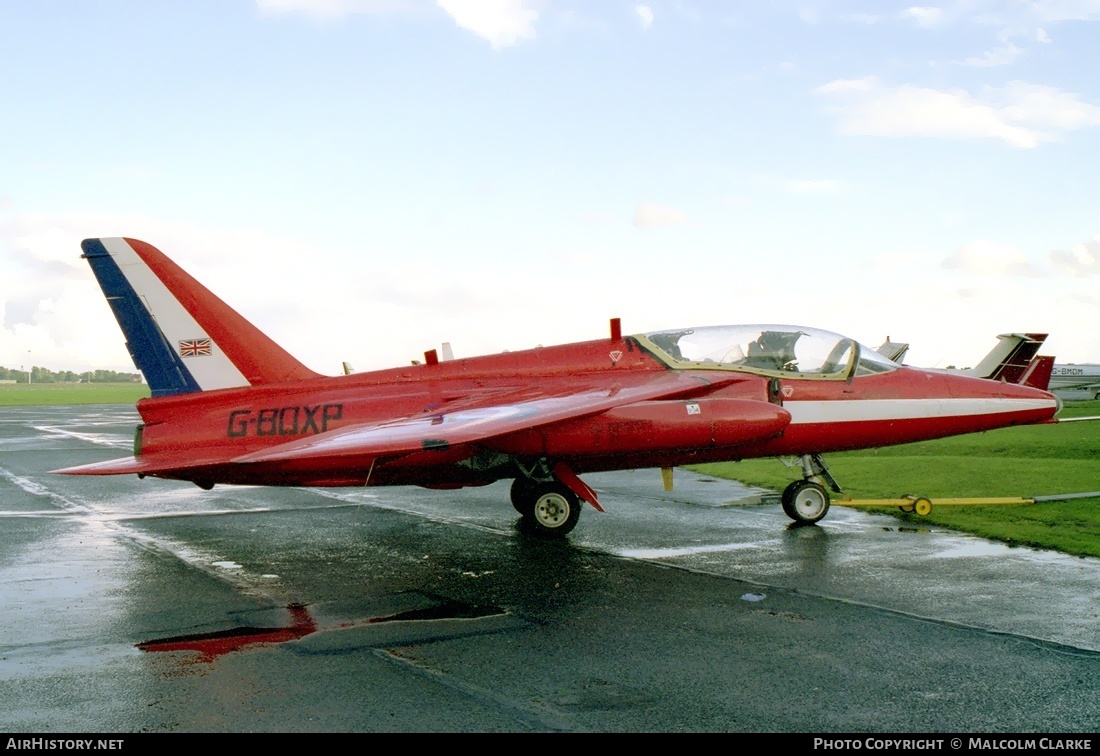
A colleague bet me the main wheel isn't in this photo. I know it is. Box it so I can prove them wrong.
[525,483,582,537]
[510,477,537,516]
[784,480,830,524]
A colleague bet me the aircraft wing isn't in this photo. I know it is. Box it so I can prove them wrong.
[233,374,731,465]
[55,373,752,477]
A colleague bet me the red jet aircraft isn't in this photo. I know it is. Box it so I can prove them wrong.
[55,238,1062,537]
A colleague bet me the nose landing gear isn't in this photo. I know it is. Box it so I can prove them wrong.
[781,454,843,525]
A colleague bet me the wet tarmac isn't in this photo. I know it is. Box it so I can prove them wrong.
[1,405,1097,732]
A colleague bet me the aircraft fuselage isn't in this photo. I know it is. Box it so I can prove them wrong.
[128,334,1058,489]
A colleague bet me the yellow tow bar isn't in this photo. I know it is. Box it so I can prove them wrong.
[835,491,1100,516]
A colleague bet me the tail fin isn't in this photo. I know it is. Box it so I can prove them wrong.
[1019,355,1055,391]
[966,332,1048,383]
[875,336,909,363]
[82,238,322,397]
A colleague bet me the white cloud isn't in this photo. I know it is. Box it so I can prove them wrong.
[833,246,1099,365]
[635,4,654,30]
[1036,27,1052,42]
[816,77,1100,148]
[996,81,1100,131]
[255,0,412,19]
[257,0,541,48]
[868,250,937,271]
[436,0,538,49]
[1028,0,1100,23]
[941,239,1043,276]
[0,214,145,372]
[901,6,945,27]
[798,5,822,24]
[937,235,1100,286]
[959,42,1022,67]
[888,1,1100,30]
[940,235,1098,279]
[0,212,343,373]
[633,202,688,228]
[818,77,876,94]
[1048,236,1099,275]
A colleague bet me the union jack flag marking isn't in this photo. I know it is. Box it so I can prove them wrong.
[179,338,212,358]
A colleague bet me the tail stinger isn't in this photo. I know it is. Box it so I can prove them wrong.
[82,237,322,398]
[1020,355,1055,391]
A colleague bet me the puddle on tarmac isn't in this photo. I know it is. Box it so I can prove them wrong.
[137,598,504,662]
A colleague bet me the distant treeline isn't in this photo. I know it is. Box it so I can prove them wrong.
[0,366,142,384]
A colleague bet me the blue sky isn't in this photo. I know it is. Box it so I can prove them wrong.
[1,0,1098,375]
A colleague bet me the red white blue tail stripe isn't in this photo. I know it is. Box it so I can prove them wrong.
[82,237,319,397]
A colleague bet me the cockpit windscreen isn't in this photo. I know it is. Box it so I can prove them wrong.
[640,325,899,378]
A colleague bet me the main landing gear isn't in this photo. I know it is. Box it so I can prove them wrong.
[510,473,584,538]
[781,454,842,525]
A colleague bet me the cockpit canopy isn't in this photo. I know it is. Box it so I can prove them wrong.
[636,325,899,379]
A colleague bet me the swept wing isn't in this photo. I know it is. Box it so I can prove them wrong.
[233,375,747,464]
[56,373,762,477]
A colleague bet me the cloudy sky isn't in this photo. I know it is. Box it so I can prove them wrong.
[2,0,1098,377]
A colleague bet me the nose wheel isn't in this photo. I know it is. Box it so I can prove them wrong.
[780,454,840,524]
[781,480,831,524]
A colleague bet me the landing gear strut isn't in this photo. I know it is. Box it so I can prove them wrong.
[780,454,842,525]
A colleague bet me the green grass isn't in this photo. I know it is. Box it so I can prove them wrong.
[0,383,150,406]
[691,400,1100,558]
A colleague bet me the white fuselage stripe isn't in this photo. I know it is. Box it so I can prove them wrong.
[785,397,1056,424]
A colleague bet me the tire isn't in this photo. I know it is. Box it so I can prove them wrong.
[784,480,830,524]
[780,480,802,518]
[525,483,582,537]
[510,477,537,516]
